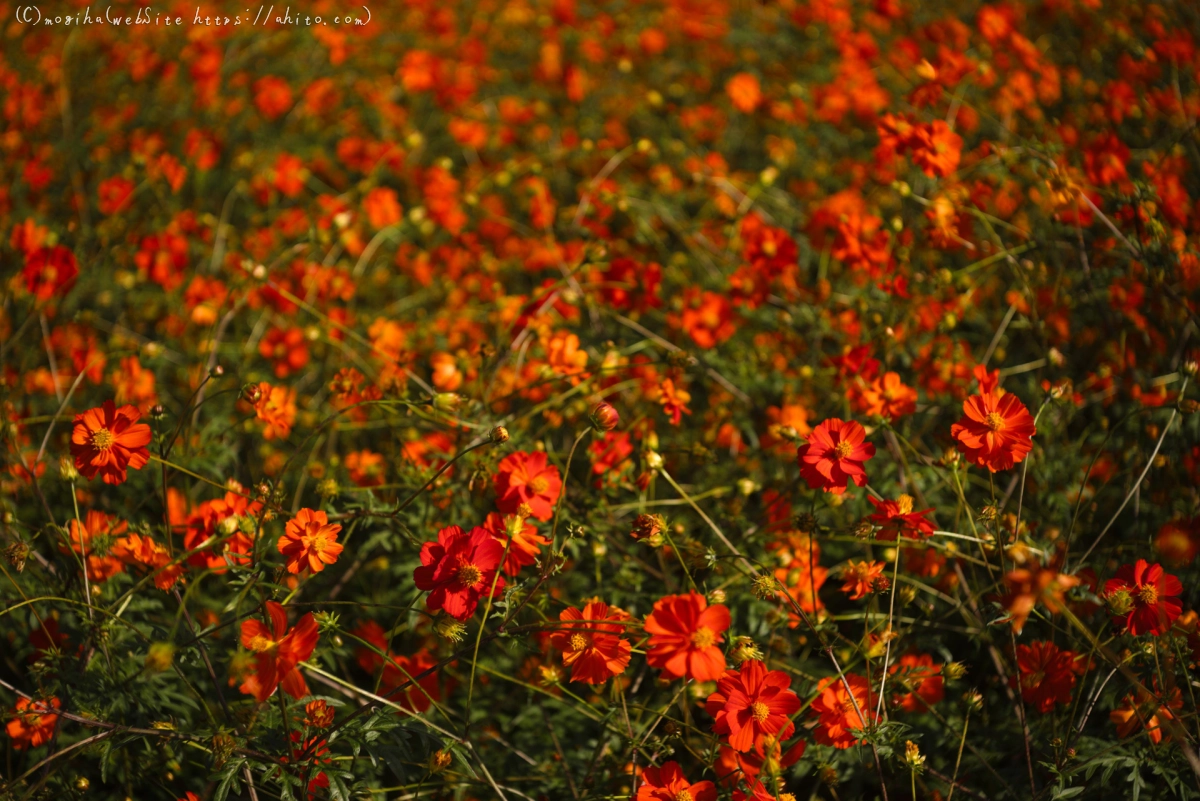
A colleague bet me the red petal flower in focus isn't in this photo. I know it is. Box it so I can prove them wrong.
[636,760,717,801]
[493,450,562,521]
[549,600,632,684]
[644,591,730,682]
[69,400,152,485]
[796,418,875,495]
[482,511,550,576]
[413,525,505,621]
[239,601,319,703]
[811,674,878,749]
[889,652,944,713]
[1103,559,1183,636]
[705,659,801,752]
[278,508,344,574]
[950,390,1036,472]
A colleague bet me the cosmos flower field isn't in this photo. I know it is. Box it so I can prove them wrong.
[3,0,1200,799]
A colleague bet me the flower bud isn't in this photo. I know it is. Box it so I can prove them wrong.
[316,478,340,498]
[59,456,79,481]
[590,401,620,432]
[490,426,510,444]
[752,573,780,600]
[730,635,763,664]
[241,383,263,405]
[1178,398,1199,415]
[209,364,225,378]
[943,662,967,680]
[4,541,30,572]
[304,699,335,728]
[905,740,925,771]
[963,690,984,712]
[433,392,462,412]
[428,749,453,773]
[1105,588,1134,617]
[644,451,664,470]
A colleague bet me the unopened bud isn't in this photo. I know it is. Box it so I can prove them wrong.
[316,478,340,498]
[590,401,620,432]
[1106,588,1134,617]
[1178,398,1199,415]
[209,364,224,378]
[963,690,984,712]
[707,588,727,605]
[905,740,926,771]
[490,426,510,444]
[433,393,462,412]
[59,456,79,481]
[241,383,263,405]
[730,635,763,664]
[752,573,780,600]
[943,662,967,680]
[428,749,453,773]
[4,541,30,572]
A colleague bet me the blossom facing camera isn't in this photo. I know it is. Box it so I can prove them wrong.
[238,601,319,703]
[796,418,875,495]
[950,390,1036,472]
[705,659,801,752]
[644,591,730,682]
[278,508,344,574]
[70,400,153,485]
[413,525,506,621]
[1103,559,1183,636]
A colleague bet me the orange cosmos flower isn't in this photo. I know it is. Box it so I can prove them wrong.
[5,697,60,750]
[1013,640,1088,714]
[1111,685,1182,745]
[493,450,562,521]
[1000,560,1080,634]
[811,674,878,749]
[482,511,550,576]
[644,591,730,682]
[706,659,801,752]
[637,761,717,801]
[889,653,944,713]
[278,508,344,574]
[66,509,128,583]
[239,601,319,703]
[111,355,158,413]
[549,600,632,685]
[254,382,297,441]
[726,72,762,113]
[70,401,152,485]
[23,246,78,302]
[950,390,1036,472]
[112,531,183,590]
[657,377,692,426]
[796,418,875,495]
[840,560,889,601]
[854,371,917,420]
[867,494,936,541]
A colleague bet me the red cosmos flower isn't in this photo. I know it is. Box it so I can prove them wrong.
[677,288,737,349]
[239,601,319,703]
[550,600,632,684]
[1154,517,1200,567]
[636,761,717,801]
[644,591,730,682]
[278,508,344,574]
[67,509,128,582]
[950,390,1036,472]
[5,697,60,750]
[796,418,875,495]
[889,653,944,712]
[183,486,262,572]
[1014,640,1088,713]
[1001,560,1080,634]
[811,674,878,749]
[867,494,936,541]
[413,525,506,621]
[23,246,78,302]
[70,400,152,485]
[493,450,563,521]
[706,659,801,752]
[1103,559,1183,636]
[481,512,549,576]
[112,531,183,591]
[259,326,311,378]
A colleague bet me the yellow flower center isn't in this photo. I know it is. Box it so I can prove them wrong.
[897,494,914,515]
[690,627,716,649]
[91,427,116,450]
[569,633,588,652]
[750,701,771,723]
[984,412,1005,431]
[833,440,854,459]
[456,562,483,587]
[530,476,549,494]
[246,634,274,652]
[673,792,693,801]
[1138,584,1159,605]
